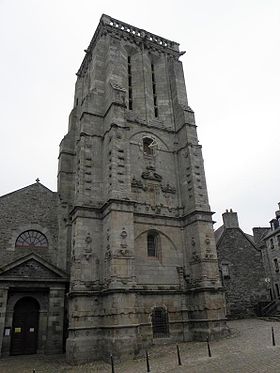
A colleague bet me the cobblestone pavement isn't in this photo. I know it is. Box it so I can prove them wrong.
[1,319,280,372]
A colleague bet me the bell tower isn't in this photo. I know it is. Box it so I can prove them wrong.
[58,14,229,363]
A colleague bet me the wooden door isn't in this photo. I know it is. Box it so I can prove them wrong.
[10,297,39,355]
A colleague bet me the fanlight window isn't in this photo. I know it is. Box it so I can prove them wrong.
[15,230,48,249]
[151,307,169,338]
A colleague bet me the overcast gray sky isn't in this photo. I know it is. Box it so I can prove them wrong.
[0,0,279,233]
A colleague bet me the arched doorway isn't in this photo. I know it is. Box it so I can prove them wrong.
[10,297,40,355]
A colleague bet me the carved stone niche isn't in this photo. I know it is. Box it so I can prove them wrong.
[119,249,129,256]
[119,228,130,256]
[177,266,186,288]
[84,233,93,261]
[131,177,144,190]
[110,80,126,106]
[161,183,176,194]
[141,168,162,182]
[120,228,128,246]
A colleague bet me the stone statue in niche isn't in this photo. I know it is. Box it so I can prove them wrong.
[146,183,160,207]
[120,228,128,248]
[71,237,76,261]
[177,266,187,288]
[204,234,214,259]
[84,233,93,261]
[105,228,111,260]
[119,228,130,256]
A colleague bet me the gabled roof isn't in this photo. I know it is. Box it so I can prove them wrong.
[0,182,56,200]
[0,253,68,282]
[214,225,224,244]
[214,225,259,250]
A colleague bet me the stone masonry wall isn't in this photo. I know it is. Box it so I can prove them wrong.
[217,228,268,317]
[0,183,60,270]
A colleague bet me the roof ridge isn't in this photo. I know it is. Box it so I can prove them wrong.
[0,182,55,199]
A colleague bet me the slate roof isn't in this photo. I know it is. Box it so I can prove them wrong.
[0,182,55,199]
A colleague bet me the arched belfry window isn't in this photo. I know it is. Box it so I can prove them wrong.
[143,137,156,156]
[151,307,169,338]
[147,231,159,257]
[15,230,48,249]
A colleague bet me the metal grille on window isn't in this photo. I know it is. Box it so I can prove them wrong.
[152,307,169,338]
[15,230,48,249]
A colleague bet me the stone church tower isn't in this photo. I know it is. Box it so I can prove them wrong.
[58,14,228,362]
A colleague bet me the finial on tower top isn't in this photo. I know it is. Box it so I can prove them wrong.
[36,178,40,183]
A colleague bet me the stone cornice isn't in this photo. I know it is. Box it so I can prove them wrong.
[77,14,184,78]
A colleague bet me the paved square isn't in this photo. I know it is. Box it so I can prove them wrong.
[0,319,280,372]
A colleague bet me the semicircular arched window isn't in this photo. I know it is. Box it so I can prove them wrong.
[15,230,48,249]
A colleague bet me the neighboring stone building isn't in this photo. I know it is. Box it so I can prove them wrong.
[260,203,280,302]
[0,15,229,362]
[215,210,268,318]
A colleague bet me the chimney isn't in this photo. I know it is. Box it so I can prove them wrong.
[275,203,280,219]
[222,209,239,228]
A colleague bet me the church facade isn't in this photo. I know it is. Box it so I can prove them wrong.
[0,15,228,362]
[0,182,67,356]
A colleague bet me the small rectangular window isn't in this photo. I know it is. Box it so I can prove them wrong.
[274,258,279,272]
[271,238,275,249]
[221,264,230,279]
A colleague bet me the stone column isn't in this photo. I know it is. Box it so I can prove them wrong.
[46,286,65,354]
[0,287,8,357]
